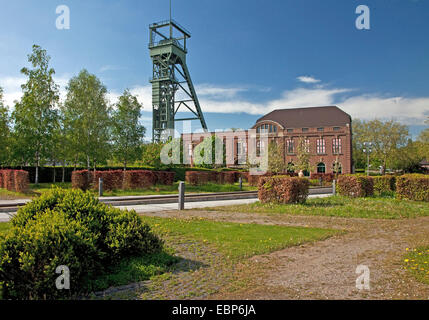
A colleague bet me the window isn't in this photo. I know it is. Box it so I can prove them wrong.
[317,127,324,132]
[286,140,294,154]
[287,129,293,133]
[333,127,341,131]
[332,138,342,154]
[256,126,260,133]
[256,140,265,156]
[269,124,273,133]
[302,128,309,133]
[317,163,326,173]
[273,126,277,133]
[316,139,326,154]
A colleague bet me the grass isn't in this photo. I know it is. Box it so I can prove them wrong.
[203,195,429,219]
[403,247,429,285]
[0,215,339,294]
[140,216,340,260]
[0,182,257,200]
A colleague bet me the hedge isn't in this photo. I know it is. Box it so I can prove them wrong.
[72,170,176,191]
[396,174,429,202]
[0,170,29,193]
[373,176,396,195]
[185,171,240,186]
[0,188,163,299]
[258,176,310,204]
[310,173,336,183]
[123,170,156,190]
[337,175,374,197]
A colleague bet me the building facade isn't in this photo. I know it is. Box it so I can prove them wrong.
[183,106,353,174]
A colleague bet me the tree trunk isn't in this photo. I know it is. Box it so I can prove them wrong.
[35,151,39,185]
[124,159,127,171]
[53,161,56,183]
[62,162,65,183]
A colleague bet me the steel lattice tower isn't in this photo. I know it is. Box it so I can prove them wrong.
[149,19,208,142]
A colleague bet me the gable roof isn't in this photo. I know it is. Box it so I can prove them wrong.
[255,106,352,129]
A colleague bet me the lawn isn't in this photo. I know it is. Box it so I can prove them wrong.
[0,182,257,200]
[0,215,338,295]
[203,195,429,219]
[403,247,429,285]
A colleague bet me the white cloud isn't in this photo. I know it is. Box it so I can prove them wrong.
[100,65,124,73]
[1,75,428,125]
[297,76,321,84]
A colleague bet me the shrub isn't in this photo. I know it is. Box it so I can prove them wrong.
[153,171,175,186]
[185,171,211,185]
[92,170,123,191]
[373,176,396,195]
[71,170,92,191]
[0,188,163,299]
[258,176,310,204]
[337,175,374,197]
[123,170,156,190]
[0,170,29,192]
[396,174,429,202]
[310,173,336,183]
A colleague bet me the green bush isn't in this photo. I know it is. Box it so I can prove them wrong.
[373,176,396,195]
[396,174,429,202]
[0,188,163,299]
[337,175,374,198]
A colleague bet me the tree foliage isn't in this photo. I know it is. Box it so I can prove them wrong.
[353,119,409,173]
[62,69,111,170]
[267,140,286,174]
[111,90,146,169]
[12,45,60,183]
[0,86,11,167]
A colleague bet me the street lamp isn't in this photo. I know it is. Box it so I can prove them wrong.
[362,142,372,176]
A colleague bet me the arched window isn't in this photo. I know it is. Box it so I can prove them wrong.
[317,162,326,173]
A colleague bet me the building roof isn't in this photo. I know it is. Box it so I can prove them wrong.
[254,106,352,129]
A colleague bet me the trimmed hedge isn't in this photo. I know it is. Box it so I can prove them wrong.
[123,170,156,190]
[185,171,239,186]
[337,175,374,197]
[0,188,163,299]
[72,170,176,191]
[0,170,29,193]
[373,176,396,195]
[258,176,310,204]
[310,173,336,183]
[396,174,429,202]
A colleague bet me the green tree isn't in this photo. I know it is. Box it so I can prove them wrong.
[415,128,429,161]
[267,140,286,174]
[295,137,312,174]
[12,45,60,183]
[63,69,111,170]
[0,86,11,167]
[141,142,164,169]
[112,90,146,170]
[352,119,409,174]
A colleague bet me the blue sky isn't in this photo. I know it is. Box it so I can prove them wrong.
[0,0,428,140]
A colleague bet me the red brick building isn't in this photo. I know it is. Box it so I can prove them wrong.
[182,106,353,174]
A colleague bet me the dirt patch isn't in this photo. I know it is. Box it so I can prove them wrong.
[138,209,429,300]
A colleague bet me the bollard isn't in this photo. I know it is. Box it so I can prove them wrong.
[99,178,103,197]
[332,180,336,196]
[239,177,243,191]
[178,181,185,210]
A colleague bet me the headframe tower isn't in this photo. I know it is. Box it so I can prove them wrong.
[149,3,208,142]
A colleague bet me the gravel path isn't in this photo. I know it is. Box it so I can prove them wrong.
[138,210,429,300]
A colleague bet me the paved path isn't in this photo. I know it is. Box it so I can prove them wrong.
[0,194,331,222]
